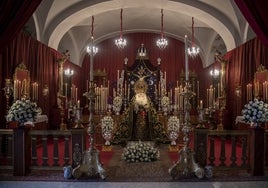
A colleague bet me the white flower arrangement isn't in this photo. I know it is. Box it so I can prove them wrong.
[113,96,123,113]
[242,99,268,126]
[101,115,114,132]
[167,116,180,132]
[6,99,38,125]
[161,96,170,108]
[121,142,160,163]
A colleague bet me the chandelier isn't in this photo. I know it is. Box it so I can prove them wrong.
[64,68,74,76]
[210,68,220,78]
[156,9,168,49]
[115,8,127,49]
[187,17,200,57]
[87,16,98,56]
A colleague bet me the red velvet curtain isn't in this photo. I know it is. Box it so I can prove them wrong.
[0,0,42,52]
[0,32,82,128]
[201,38,268,129]
[235,0,268,47]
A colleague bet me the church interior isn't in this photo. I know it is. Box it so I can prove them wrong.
[1,0,268,187]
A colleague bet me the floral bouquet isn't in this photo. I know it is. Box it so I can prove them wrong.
[241,99,268,127]
[167,116,180,145]
[6,99,38,126]
[121,142,160,163]
[113,96,123,114]
[167,116,180,132]
[101,115,114,145]
[161,96,170,108]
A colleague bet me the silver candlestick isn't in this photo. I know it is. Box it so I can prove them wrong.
[72,28,106,179]
[169,81,204,179]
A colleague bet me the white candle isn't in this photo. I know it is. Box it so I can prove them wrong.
[184,35,189,81]
[36,83,38,100]
[200,100,203,109]
[75,88,78,103]
[197,81,199,100]
[77,100,80,108]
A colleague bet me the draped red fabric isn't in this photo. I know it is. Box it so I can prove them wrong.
[2,32,267,131]
[201,38,268,129]
[0,32,82,128]
[234,0,268,47]
[0,0,42,52]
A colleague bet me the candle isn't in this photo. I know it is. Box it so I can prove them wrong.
[197,81,199,101]
[200,100,203,109]
[184,35,189,81]
[36,83,39,100]
[77,100,80,108]
[218,83,220,98]
[65,83,68,96]
[14,80,17,100]
[75,88,78,103]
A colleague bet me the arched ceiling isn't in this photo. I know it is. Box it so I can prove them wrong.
[25,0,255,67]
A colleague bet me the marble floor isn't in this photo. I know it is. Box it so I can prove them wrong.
[1,181,268,188]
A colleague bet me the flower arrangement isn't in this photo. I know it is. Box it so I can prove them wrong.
[167,116,180,132]
[101,115,114,145]
[101,115,114,132]
[121,142,160,163]
[241,99,268,126]
[6,99,38,125]
[113,96,123,114]
[161,96,170,108]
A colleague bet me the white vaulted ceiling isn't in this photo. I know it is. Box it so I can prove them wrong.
[25,0,255,67]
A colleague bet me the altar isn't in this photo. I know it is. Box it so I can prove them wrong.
[78,45,200,147]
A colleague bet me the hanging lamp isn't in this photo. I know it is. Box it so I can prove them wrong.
[87,16,98,56]
[187,17,199,57]
[156,9,168,49]
[115,8,127,49]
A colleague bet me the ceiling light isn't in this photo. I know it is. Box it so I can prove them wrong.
[115,8,127,49]
[187,17,199,57]
[156,9,168,49]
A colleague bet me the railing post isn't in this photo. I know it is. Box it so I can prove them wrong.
[250,127,265,176]
[71,129,86,167]
[13,128,31,175]
[194,128,208,167]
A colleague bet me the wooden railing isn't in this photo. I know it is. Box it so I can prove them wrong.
[0,128,85,175]
[0,127,267,176]
[0,129,13,171]
[194,128,268,176]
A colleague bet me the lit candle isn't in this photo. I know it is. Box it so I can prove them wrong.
[200,100,203,109]
[77,100,80,108]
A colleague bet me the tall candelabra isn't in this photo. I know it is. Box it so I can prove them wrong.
[72,21,106,179]
[72,82,106,179]
[169,35,204,179]
[168,82,204,179]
